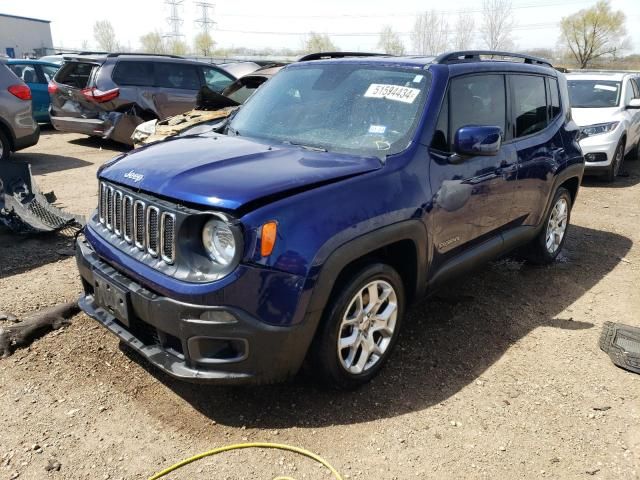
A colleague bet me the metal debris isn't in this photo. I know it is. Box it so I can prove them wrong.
[0,160,84,233]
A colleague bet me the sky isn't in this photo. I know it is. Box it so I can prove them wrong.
[2,0,640,54]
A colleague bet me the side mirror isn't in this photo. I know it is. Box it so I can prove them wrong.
[453,125,503,157]
[627,98,640,109]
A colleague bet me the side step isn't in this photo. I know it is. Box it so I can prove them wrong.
[0,160,84,233]
[599,321,640,375]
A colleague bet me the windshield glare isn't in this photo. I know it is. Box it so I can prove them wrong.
[229,64,430,158]
[568,80,622,108]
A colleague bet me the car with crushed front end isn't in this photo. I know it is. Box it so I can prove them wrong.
[75,51,584,389]
[566,71,640,181]
[0,59,39,161]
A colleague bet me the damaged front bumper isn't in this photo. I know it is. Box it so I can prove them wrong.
[75,236,315,384]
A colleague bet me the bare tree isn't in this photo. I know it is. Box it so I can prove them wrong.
[93,20,120,52]
[559,0,628,69]
[452,13,476,51]
[377,26,405,55]
[481,0,515,50]
[304,32,338,53]
[140,31,166,54]
[411,10,449,55]
[194,32,215,56]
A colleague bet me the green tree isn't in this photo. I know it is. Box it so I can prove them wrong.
[559,0,628,69]
[194,32,215,57]
[93,20,120,52]
[140,31,166,54]
[377,26,405,55]
[304,32,338,53]
[167,38,189,56]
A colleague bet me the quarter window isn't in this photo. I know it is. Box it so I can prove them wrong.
[511,75,548,138]
[548,77,561,119]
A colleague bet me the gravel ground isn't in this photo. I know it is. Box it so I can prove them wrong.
[1,129,639,480]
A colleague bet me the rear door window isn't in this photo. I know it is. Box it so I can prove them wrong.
[201,66,234,93]
[112,61,155,86]
[54,62,97,89]
[155,62,200,90]
[511,75,548,138]
[8,64,38,83]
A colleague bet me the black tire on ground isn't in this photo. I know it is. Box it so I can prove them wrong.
[310,263,405,390]
[522,187,573,265]
[627,141,640,162]
[605,139,625,182]
[0,129,10,161]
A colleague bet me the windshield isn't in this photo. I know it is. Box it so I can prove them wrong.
[228,63,431,158]
[568,80,622,108]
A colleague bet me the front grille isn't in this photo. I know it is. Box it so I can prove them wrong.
[98,182,176,264]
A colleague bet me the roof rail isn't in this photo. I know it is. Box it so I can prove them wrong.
[298,51,388,62]
[434,50,552,67]
[106,52,184,59]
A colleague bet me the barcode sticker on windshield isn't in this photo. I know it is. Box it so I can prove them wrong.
[364,84,420,103]
[595,84,617,92]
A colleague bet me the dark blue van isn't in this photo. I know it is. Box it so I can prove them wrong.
[75,51,584,388]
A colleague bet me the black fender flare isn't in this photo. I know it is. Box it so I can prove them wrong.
[0,116,15,150]
[306,219,429,316]
[539,161,584,232]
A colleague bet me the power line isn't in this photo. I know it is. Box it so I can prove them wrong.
[215,0,591,19]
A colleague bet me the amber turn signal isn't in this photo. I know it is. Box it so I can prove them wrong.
[260,221,277,257]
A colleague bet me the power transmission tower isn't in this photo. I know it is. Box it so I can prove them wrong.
[195,1,216,33]
[165,0,185,40]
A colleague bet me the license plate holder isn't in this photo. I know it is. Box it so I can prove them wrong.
[93,270,131,327]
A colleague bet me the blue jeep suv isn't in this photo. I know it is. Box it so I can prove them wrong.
[75,51,584,388]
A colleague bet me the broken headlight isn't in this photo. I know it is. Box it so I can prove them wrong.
[131,119,158,145]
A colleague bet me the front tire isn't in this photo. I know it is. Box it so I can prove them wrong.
[523,187,572,265]
[310,263,405,389]
[605,140,625,182]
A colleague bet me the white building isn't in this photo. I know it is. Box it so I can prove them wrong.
[0,13,53,58]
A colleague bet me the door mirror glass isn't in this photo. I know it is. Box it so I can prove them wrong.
[454,125,503,156]
[627,98,640,109]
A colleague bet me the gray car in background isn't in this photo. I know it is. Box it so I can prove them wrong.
[48,53,238,145]
[0,60,39,160]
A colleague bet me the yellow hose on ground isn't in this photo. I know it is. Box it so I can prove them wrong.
[148,442,344,480]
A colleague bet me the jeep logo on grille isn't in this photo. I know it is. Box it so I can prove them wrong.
[124,170,144,183]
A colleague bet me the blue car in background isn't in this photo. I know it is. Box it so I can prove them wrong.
[7,59,59,123]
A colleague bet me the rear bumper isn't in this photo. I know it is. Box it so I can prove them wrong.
[50,114,107,137]
[75,236,316,384]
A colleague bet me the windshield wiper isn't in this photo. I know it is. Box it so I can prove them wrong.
[282,140,328,152]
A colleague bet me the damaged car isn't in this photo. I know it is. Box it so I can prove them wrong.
[131,65,284,147]
[48,53,238,145]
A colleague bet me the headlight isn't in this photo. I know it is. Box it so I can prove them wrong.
[579,121,619,139]
[202,218,236,266]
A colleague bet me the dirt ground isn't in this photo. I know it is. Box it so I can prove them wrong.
[1,128,638,480]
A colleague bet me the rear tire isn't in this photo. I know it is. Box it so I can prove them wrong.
[523,187,572,265]
[310,263,405,390]
[605,140,625,182]
[0,129,10,161]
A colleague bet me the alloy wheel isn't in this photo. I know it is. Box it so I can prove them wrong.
[337,280,398,374]
[545,197,568,254]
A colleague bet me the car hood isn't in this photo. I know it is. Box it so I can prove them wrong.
[100,134,383,211]
[571,107,621,127]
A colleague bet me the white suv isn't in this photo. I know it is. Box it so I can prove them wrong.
[566,71,640,182]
